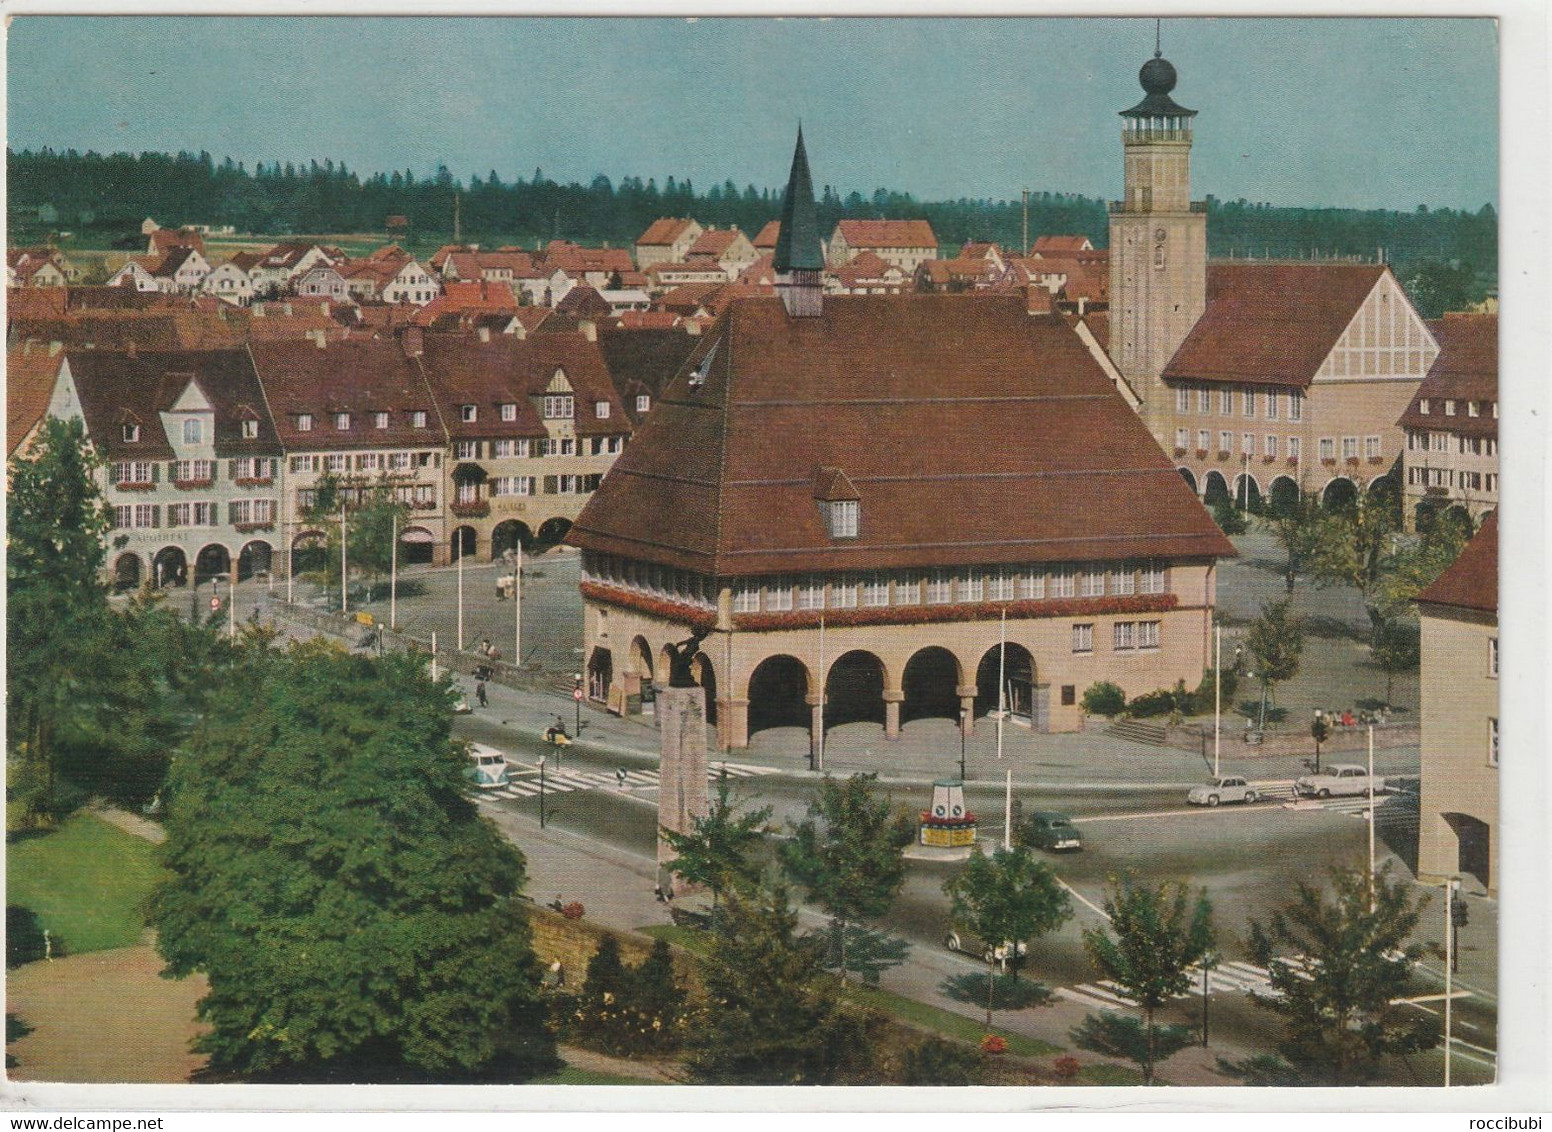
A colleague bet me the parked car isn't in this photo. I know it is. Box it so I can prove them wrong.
[943,928,1028,965]
[1294,763,1386,799]
[464,742,511,790]
[1187,775,1261,806]
[1023,810,1083,852]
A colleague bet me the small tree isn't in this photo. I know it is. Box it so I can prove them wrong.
[684,880,859,1084]
[943,845,1072,1026]
[660,771,772,907]
[1309,493,1400,636]
[1370,617,1421,707]
[1081,681,1126,717]
[780,773,916,984]
[1080,878,1214,1085]
[1244,598,1304,731]
[301,474,409,604]
[1264,489,1328,594]
[1310,715,1330,772]
[1221,864,1440,1085]
[1071,1013,1197,1084]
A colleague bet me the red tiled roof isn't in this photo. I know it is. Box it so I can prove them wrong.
[1082,311,1110,350]
[6,345,65,457]
[1031,235,1092,254]
[835,219,938,250]
[417,334,547,441]
[430,244,472,271]
[1417,511,1496,615]
[555,284,613,319]
[5,286,70,321]
[571,294,1233,577]
[11,310,246,352]
[637,218,698,247]
[752,221,781,249]
[1163,263,1387,389]
[687,228,745,258]
[612,310,683,331]
[248,337,443,450]
[150,228,206,256]
[738,255,778,286]
[836,250,898,283]
[1398,314,1497,434]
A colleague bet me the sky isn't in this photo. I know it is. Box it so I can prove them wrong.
[5,16,1499,212]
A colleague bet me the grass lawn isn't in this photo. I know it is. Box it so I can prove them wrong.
[7,812,164,955]
[537,1065,665,1086]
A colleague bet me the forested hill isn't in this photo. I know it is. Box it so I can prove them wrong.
[8,147,1497,282]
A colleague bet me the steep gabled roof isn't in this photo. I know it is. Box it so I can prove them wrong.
[1163,263,1388,388]
[1398,314,1498,434]
[571,294,1233,576]
[834,219,938,250]
[637,218,699,247]
[418,334,548,440]
[1031,235,1093,254]
[247,337,443,450]
[6,345,66,457]
[752,221,781,250]
[1417,511,1497,616]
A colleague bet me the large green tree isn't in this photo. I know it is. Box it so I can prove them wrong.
[7,417,112,824]
[301,474,409,604]
[1263,489,1329,594]
[1309,493,1401,635]
[660,770,772,907]
[684,880,861,1084]
[150,643,554,1081]
[1244,598,1304,730]
[943,845,1072,1026]
[780,773,916,983]
[1079,878,1215,1084]
[1221,864,1440,1086]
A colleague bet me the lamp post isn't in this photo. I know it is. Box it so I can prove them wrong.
[959,706,968,782]
[574,672,584,738]
[539,756,547,829]
[1443,877,1458,1087]
[1200,949,1217,1047]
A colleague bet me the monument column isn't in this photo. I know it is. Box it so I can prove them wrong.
[658,629,713,896]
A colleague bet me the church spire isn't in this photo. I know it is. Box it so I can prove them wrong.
[773,126,824,316]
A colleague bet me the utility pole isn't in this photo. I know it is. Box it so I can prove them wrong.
[1022,188,1030,255]
[454,192,461,244]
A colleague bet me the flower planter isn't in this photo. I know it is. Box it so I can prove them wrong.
[1217,451,1232,461]
[115,481,155,492]
[1286,457,1299,467]
[1367,456,1386,466]
[1261,456,1276,465]
[1172,447,1187,458]
[732,592,1178,632]
[579,580,719,630]
[234,477,274,488]
[1321,459,1337,467]
[1346,457,1362,468]
[1195,450,1209,460]
[171,478,214,490]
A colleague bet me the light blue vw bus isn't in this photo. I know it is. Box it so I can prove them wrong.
[465,742,512,790]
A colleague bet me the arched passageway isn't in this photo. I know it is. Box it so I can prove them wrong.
[587,647,613,704]
[1322,476,1358,513]
[237,540,273,582]
[748,655,811,736]
[975,643,1036,721]
[491,519,534,560]
[902,646,961,726]
[1202,470,1230,508]
[291,531,328,576]
[153,546,187,588]
[1177,467,1198,494]
[195,543,231,586]
[113,553,142,590]
[631,635,655,685]
[450,526,477,562]
[824,650,886,729]
[399,525,434,565]
[536,517,573,549]
[1232,473,1263,513]
[1267,476,1300,517]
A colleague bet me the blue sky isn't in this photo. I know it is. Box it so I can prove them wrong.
[6,17,1498,211]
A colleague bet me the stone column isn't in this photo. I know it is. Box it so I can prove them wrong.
[883,689,905,740]
[622,670,643,716]
[807,693,825,760]
[726,697,750,750]
[657,685,710,897]
[957,685,979,737]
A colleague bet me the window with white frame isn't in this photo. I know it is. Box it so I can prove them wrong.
[1365,436,1381,458]
[389,451,412,471]
[960,569,984,603]
[1138,621,1160,649]
[1219,431,1233,452]
[1081,568,1105,598]
[893,573,922,605]
[1288,390,1303,421]
[411,411,428,429]
[1265,392,1279,420]
[334,412,351,431]
[595,401,610,419]
[1219,389,1234,414]
[863,573,890,607]
[1444,400,1456,417]
[172,459,214,482]
[325,454,347,474]
[1467,401,1480,418]
[1197,430,1210,451]
[1176,386,1191,413]
[1242,432,1255,454]
[1198,387,1211,414]
[493,439,523,458]
[821,499,859,539]
[290,455,316,473]
[1175,428,1189,450]
[733,582,759,613]
[1319,437,1335,460]
[133,503,160,529]
[297,413,313,432]
[989,568,1015,602]
[1020,567,1046,600]
[1342,437,1358,460]
[122,423,141,443]
[544,394,574,419]
[1111,565,1136,595]
[1264,435,1278,458]
[1140,561,1165,594]
[1243,390,1256,417]
[167,503,189,528]
[491,476,534,497]
[1113,621,1137,650]
[799,576,825,610]
[356,453,382,472]
[1288,436,1301,460]
[242,418,260,439]
[1071,623,1093,653]
[113,460,156,485]
[112,505,132,529]
[832,575,858,608]
[500,403,517,422]
[455,441,478,460]
[1488,717,1499,767]
[636,394,651,414]
[765,577,793,612]
[926,569,953,605]
[1431,432,1450,453]
[183,418,203,444]
[1051,566,1075,598]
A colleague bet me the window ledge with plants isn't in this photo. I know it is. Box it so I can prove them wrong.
[579,581,718,630]
[732,593,1178,632]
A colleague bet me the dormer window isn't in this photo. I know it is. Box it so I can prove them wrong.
[296,413,313,432]
[595,401,610,420]
[412,410,428,428]
[1419,399,1430,415]
[636,394,651,414]
[1444,400,1456,417]
[461,404,478,423]
[1468,401,1480,418]
[183,419,203,444]
[543,394,574,420]
[500,402,517,422]
[122,423,141,443]
[241,419,259,439]
[334,412,351,430]
[821,499,859,539]
[374,411,390,430]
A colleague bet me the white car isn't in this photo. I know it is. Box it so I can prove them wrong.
[1294,763,1386,799]
[1187,776,1260,806]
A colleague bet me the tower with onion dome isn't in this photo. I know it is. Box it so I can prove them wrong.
[1108,32,1209,443]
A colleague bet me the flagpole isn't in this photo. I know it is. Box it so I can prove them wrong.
[1213,622,1221,777]
[514,539,523,670]
[999,608,1010,850]
[390,512,398,631]
[1367,724,1376,911]
[340,503,348,616]
[817,615,826,774]
[457,541,465,651]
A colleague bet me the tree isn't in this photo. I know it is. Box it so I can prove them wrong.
[300,474,408,604]
[943,845,1072,1026]
[1071,1012,1197,1084]
[1244,598,1304,731]
[1079,878,1214,1084]
[684,880,860,1084]
[1222,864,1440,1085]
[1309,493,1400,635]
[1263,489,1328,594]
[1370,617,1421,707]
[150,644,555,1081]
[6,417,112,824]
[660,770,772,907]
[780,773,916,983]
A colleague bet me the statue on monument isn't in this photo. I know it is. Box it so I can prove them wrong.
[664,625,711,688]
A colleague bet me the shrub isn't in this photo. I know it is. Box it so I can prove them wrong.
[1213,501,1249,535]
[1052,1054,1082,1081]
[901,1036,983,1086]
[1125,688,1179,719]
[1081,681,1126,717]
[1190,667,1238,715]
[6,906,47,968]
[569,936,688,1057]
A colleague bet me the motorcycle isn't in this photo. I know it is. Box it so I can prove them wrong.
[543,719,573,748]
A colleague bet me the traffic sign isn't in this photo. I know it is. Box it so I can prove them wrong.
[572,687,585,702]
[210,597,221,611]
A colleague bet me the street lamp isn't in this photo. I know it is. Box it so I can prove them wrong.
[538,756,547,829]
[573,672,584,738]
[959,706,968,782]
[1200,949,1217,1047]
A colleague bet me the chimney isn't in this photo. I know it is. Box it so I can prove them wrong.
[577,319,597,342]
[284,302,293,316]
[401,325,424,357]
[310,328,328,349]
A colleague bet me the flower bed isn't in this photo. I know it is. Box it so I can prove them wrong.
[579,581,719,630]
[171,478,214,490]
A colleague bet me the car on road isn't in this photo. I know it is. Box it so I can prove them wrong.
[1188,775,1261,806]
[1294,763,1386,799]
[944,928,1028,965]
[1022,810,1083,852]
[465,742,511,790]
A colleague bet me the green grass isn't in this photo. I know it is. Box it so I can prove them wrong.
[1077,1062,1149,1085]
[6,812,164,955]
[638,923,710,956]
[538,1065,665,1086]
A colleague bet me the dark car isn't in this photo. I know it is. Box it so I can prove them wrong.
[1023,810,1083,852]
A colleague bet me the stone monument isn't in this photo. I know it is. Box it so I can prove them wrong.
[657,627,712,895]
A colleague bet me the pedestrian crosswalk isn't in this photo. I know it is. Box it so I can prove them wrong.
[1057,958,1297,1011]
[1249,779,1403,816]
[486,759,781,801]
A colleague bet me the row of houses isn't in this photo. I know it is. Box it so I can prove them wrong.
[8,325,633,591]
